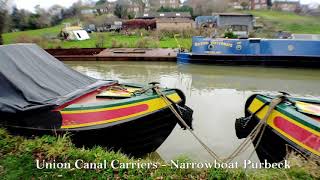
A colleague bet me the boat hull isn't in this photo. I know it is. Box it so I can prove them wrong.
[3,107,179,157]
[236,94,320,163]
[1,85,193,157]
[179,37,320,67]
[178,53,320,67]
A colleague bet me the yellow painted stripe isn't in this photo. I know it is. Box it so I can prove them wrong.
[60,93,181,129]
[248,98,320,156]
[61,93,180,114]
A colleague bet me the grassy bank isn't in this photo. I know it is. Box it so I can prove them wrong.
[0,128,319,179]
[243,10,320,37]
[3,10,320,49]
[3,25,191,49]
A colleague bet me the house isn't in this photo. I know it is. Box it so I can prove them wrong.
[250,0,268,10]
[150,0,181,10]
[228,0,252,10]
[272,0,300,12]
[81,9,98,15]
[96,2,115,15]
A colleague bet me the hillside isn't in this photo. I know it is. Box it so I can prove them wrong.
[2,10,320,49]
[245,10,320,37]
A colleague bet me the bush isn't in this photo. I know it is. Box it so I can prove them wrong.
[14,34,48,48]
[95,33,106,48]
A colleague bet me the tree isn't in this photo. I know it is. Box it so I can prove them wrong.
[95,0,106,6]
[157,5,194,16]
[0,0,7,45]
[240,1,249,10]
[267,0,272,9]
[114,0,129,19]
[132,0,145,14]
[114,4,127,18]
[0,12,4,44]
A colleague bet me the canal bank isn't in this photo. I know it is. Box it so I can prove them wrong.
[45,48,177,61]
[0,128,318,179]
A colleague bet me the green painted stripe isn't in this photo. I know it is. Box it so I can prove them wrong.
[62,90,177,111]
[255,95,320,132]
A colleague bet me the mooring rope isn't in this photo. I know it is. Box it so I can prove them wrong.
[153,86,222,162]
[154,84,284,163]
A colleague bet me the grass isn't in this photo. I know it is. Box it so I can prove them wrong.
[2,25,191,49]
[245,10,320,35]
[0,128,319,179]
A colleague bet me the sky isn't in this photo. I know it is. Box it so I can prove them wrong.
[13,0,320,12]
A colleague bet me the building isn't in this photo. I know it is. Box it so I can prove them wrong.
[96,2,116,15]
[250,0,268,10]
[272,0,300,12]
[214,13,254,31]
[150,0,181,10]
[149,12,193,30]
[229,0,250,10]
[195,16,217,28]
[136,12,191,19]
[81,9,98,15]
[156,18,194,30]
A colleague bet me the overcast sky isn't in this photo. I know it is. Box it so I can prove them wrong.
[13,0,320,12]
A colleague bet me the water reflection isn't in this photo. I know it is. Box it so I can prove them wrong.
[65,61,320,162]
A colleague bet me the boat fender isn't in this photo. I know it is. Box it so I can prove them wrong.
[235,116,257,139]
[167,89,193,130]
[235,102,268,139]
[175,104,194,130]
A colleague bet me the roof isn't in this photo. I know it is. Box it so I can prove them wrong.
[0,44,111,113]
[156,18,194,23]
[273,0,300,4]
[136,12,192,19]
[212,13,253,17]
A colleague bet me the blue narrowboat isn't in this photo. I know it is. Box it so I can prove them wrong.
[177,36,320,67]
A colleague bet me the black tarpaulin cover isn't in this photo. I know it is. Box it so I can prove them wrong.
[0,44,111,113]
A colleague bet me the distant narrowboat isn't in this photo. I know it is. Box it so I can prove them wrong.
[177,36,320,67]
[236,94,320,163]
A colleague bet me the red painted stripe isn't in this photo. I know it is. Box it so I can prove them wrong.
[62,104,148,126]
[274,116,320,151]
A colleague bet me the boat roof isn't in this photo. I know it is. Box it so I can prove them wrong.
[0,44,113,114]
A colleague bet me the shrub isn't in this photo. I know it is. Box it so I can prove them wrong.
[14,34,49,48]
[95,33,106,48]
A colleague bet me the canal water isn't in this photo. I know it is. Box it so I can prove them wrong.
[65,61,320,163]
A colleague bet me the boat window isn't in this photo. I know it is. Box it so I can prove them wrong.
[77,33,81,39]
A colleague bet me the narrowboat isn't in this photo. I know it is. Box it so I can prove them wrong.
[177,36,320,67]
[0,44,193,157]
[235,93,320,163]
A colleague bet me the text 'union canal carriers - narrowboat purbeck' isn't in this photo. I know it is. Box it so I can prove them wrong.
[177,36,320,67]
[236,93,320,163]
[0,44,193,157]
